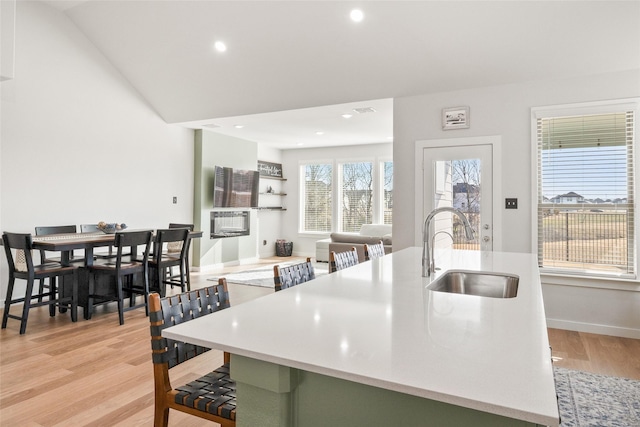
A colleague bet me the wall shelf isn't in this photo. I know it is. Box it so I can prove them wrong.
[256,207,287,211]
[259,174,286,211]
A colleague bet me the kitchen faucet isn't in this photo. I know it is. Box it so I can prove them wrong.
[422,207,475,277]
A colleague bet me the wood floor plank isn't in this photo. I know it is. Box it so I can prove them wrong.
[1,258,638,426]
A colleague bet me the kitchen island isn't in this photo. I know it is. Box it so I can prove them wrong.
[163,247,560,426]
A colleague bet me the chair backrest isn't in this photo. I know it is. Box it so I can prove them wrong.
[35,225,77,236]
[2,232,34,273]
[167,223,194,253]
[168,223,195,231]
[149,279,231,369]
[35,225,78,261]
[330,247,359,273]
[364,240,385,261]
[114,230,153,267]
[154,228,189,261]
[80,224,101,233]
[273,257,315,291]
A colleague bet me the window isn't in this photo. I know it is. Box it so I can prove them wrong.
[340,162,373,232]
[300,159,393,233]
[383,161,393,224]
[534,102,637,278]
[301,163,332,232]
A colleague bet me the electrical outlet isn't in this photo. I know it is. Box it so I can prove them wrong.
[505,198,518,209]
[173,196,177,204]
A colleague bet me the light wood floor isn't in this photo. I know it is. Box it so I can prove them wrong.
[1,257,638,426]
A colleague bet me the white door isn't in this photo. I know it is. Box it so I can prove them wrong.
[421,144,493,251]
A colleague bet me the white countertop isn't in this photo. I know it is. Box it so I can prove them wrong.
[163,247,560,426]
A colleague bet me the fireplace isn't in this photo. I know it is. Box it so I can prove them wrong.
[210,210,250,238]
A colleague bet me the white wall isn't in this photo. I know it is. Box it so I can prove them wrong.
[393,69,640,338]
[0,1,194,303]
[281,143,393,258]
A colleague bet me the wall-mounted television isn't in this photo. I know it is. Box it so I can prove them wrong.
[213,166,260,208]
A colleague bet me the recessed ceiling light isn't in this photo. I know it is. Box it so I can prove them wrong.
[297,142,304,146]
[350,9,364,23]
[214,41,227,52]
[387,136,393,140]
[341,113,353,119]
[315,131,325,135]
[234,124,244,129]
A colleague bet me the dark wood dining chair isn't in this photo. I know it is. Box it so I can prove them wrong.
[2,232,78,334]
[165,223,195,291]
[80,223,118,259]
[34,225,79,263]
[364,240,386,261]
[148,279,235,427]
[149,228,190,297]
[273,257,315,291]
[329,247,359,273]
[34,225,79,302]
[86,230,153,325]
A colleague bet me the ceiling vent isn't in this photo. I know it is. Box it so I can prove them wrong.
[353,107,377,114]
[202,123,221,128]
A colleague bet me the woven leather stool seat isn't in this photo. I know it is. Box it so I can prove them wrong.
[174,363,236,420]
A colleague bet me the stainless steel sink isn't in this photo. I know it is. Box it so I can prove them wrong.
[426,270,519,298]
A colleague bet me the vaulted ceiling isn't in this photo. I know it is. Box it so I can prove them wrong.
[46,1,640,148]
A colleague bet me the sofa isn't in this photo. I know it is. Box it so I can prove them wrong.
[315,224,392,262]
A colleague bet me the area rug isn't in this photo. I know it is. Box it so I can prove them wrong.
[554,367,640,426]
[208,261,328,288]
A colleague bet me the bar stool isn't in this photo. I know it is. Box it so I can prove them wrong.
[86,230,153,325]
[364,240,386,261]
[165,223,194,291]
[2,232,78,334]
[329,247,359,273]
[273,257,315,291]
[149,228,190,297]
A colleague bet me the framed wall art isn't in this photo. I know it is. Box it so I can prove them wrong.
[442,106,470,130]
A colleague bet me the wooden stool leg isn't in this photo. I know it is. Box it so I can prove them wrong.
[86,274,95,320]
[71,273,78,322]
[117,276,125,325]
[143,270,150,317]
[19,279,35,334]
[49,277,57,317]
[38,278,45,302]
[2,277,16,329]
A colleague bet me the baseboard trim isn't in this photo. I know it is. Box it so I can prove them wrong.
[546,318,640,339]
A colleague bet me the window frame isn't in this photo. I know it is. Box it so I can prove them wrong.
[337,158,375,232]
[298,156,393,234]
[531,98,640,282]
[298,160,334,235]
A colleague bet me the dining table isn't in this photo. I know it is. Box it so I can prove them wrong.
[30,229,203,319]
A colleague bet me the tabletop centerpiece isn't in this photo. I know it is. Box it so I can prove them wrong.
[97,221,127,234]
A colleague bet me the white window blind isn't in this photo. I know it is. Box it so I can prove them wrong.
[340,162,373,232]
[302,163,332,232]
[536,111,635,276]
